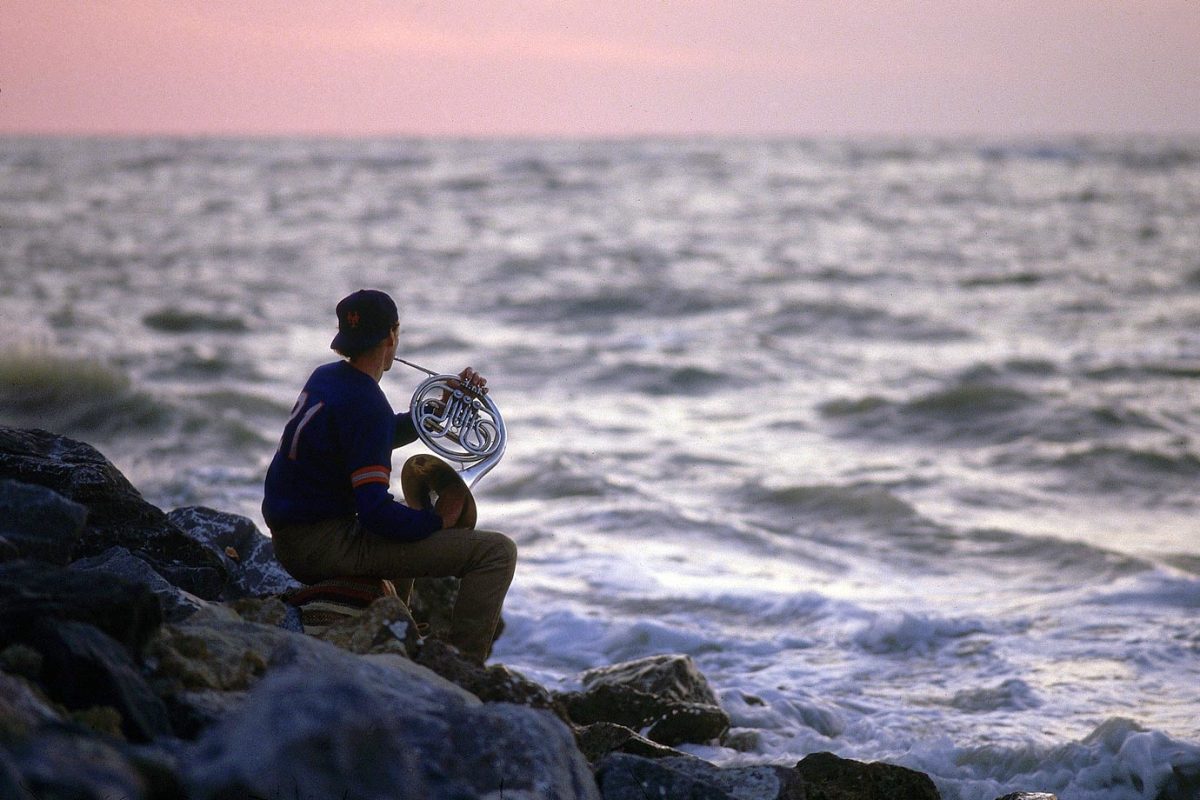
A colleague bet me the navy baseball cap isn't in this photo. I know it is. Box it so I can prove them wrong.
[330,289,399,353]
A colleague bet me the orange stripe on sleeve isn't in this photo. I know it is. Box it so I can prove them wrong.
[351,465,391,488]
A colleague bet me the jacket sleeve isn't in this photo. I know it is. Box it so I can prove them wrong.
[393,412,418,448]
[343,402,442,542]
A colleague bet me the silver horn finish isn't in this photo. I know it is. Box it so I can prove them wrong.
[394,359,507,488]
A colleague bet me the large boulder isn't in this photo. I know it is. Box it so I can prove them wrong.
[559,654,730,746]
[70,546,206,622]
[0,559,162,652]
[166,506,301,599]
[596,753,790,800]
[786,751,941,800]
[24,619,173,742]
[181,636,601,800]
[0,427,227,598]
[0,479,87,565]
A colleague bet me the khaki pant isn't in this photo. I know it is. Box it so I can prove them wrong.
[270,517,516,664]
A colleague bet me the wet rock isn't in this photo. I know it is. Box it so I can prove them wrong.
[575,721,689,764]
[0,427,227,598]
[414,637,568,719]
[787,751,940,800]
[71,546,206,622]
[182,649,600,800]
[167,506,301,599]
[0,559,162,652]
[596,752,785,800]
[582,653,722,706]
[0,478,87,564]
[26,619,173,742]
[560,654,730,746]
[229,596,299,630]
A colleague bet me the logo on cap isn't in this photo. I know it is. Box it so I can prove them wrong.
[347,311,360,328]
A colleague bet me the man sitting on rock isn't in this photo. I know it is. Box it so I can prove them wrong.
[262,289,517,664]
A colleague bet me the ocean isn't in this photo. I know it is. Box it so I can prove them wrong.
[1,135,1198,799]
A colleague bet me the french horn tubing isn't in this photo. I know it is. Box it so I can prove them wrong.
[393,357,507,488]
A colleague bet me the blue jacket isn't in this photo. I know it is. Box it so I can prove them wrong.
[262,361,443,541]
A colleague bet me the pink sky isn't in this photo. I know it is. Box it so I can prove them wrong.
[3,0,1198,137]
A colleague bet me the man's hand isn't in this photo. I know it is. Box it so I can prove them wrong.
[455,367,488,394]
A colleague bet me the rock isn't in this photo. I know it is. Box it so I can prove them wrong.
[229,596,296,628]
[575,721,689,764]
[71,546,206,622]
[26,619,173,742]
[316,595,418,657]
[0,559,162,652]
[559,654,731,746]
[182,647,601,800]
[787,751,941,800]
[582,653,722,706]
[596,753,782,800]
[0,535,19,563]
[166,506,301,599]
[0,671,62,737]
[0,427,227,598]
[148,613,294,693]
[995,794,1058,800]
[0,478,87,564]
[414,637,568,720]
[161,688,249,740]
[2,724,151,800]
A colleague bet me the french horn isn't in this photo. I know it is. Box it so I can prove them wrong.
[393,357,507,488]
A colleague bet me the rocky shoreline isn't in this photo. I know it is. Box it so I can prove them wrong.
[0,425,1058,800]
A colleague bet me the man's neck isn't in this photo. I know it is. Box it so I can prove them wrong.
[348,351,386,382]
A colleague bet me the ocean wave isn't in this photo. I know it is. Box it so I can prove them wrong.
[949,678,1041,713]
[851,610,988,656]
[932,717,1200,800]
[585,361,732,397]
[142,308,249,333]
[764,299,971,341]
[486,453,620,500]
[746,482,921,526]
[1038,444,1200,496]
[0,350,171,436]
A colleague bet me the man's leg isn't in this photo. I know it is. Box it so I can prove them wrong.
[342,526,517,664]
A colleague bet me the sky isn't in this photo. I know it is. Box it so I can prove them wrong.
[3,0,1199,138]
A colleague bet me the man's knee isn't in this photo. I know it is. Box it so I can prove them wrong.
[481,530,517,567]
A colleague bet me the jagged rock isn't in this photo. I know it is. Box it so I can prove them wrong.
[0,535,19,563]
[0,559,162,652]
[25,619,173,742]
[167,506,301,599]
[582,653,722,706]
[316,595,418,657]
[560,654,730,746]
[596,753,786,800]
[148,612,294,693]
[0,671,62,737]
[162,688,249,740]
[575,721,689,764]
[787,751,940,800]
[71,546,206,622]
[0,478,87,564]
[230,596,297,629]
[1,724,152,800]
[182,644,601,800]
[0,427,227,598]
[414,637,568,720]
